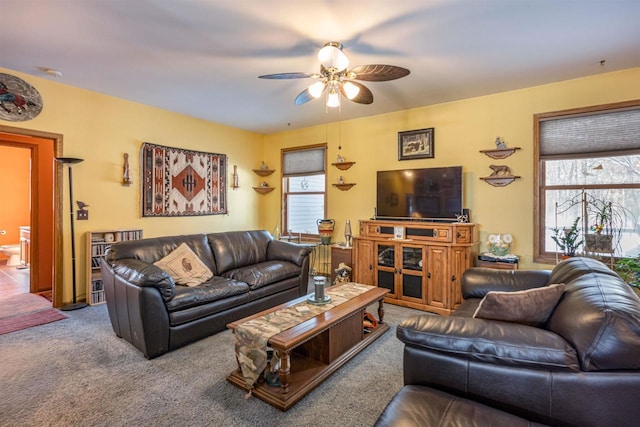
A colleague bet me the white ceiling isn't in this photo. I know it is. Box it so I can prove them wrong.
[2,0,640,134]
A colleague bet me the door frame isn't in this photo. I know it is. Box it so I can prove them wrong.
[0,125,63,307]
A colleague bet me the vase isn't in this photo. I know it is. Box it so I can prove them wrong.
[317,219,335,245]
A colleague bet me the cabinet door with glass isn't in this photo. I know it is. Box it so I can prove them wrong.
[375,242,426,303]
[399,245,426,304]
[375,243,398,298]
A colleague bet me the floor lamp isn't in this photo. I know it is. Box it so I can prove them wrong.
[55,157,87,311]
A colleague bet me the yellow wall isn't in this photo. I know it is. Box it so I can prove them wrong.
[1,67,263,303]
[264,67,640,269]
[3,65,639,303]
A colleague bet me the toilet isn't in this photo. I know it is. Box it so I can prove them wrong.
[0,244,21,267]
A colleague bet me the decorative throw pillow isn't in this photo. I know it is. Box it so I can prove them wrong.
[154,243,213,287]
[473,283,565,326]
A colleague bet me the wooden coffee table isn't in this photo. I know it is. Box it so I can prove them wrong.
[227,285,389,411]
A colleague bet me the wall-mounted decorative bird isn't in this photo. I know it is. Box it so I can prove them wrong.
[76,201,89,220]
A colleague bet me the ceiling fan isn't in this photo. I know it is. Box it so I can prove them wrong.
[259,41,410,108]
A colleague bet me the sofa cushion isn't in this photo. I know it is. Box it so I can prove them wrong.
[107,234,217,275]
[154,243,213,287]
[222,260,300,290]
[247,276,301,301]
[168,290,250,326]
[473,283,565,327]
[207,230,272,274]
[165,276,249,313]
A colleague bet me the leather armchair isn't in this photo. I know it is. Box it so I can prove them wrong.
[380,257,640,426]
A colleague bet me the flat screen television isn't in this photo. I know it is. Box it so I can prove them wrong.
[376,166,463,221]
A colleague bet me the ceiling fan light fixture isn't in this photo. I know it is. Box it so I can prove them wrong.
[259,41,409,108]
[318,42,349,72]
[308,81,325,98]
[342,81,360,100]
[327,89,340,108]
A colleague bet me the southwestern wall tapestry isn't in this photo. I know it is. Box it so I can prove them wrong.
[141,142,227,217]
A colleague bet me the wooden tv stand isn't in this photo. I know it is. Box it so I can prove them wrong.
[353,219,478,315]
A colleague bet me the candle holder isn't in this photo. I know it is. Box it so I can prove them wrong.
[307,275,331,305]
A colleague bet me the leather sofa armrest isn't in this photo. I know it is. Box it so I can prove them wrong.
[462,268,552,299]
[110,258,176,301]
[267,239,313,266]
[397,314,579,371]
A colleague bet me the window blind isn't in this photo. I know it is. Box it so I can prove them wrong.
[540,108,640,157]
[282,146,325,177]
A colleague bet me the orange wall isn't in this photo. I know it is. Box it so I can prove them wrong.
[0,145,31,256]
[0,134,55,292]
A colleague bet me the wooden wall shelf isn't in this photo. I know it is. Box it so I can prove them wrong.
[480,176,521,187]
[252,169,275,177]
[333,183,356,191]
[331,161,355,170]
[253,186,275,194]
[479,147,521,159]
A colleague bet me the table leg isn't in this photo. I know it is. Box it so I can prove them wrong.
[278,350,291,394]
[378,299,385,323]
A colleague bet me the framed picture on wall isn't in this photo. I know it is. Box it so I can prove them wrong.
[398,128,434,160]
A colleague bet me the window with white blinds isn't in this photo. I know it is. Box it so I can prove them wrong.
[282,145,327,237]
[540,108,640,158]
[535,101,640,262]
[282,146,326,176]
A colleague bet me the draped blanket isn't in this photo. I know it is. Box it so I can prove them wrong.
[234,283,374,390]
[141,142,227,217]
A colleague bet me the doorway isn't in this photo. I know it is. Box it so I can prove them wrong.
[0,125,63,307]
[0,145,31,301]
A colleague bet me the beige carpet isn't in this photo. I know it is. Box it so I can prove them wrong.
[0,301,426,426]
[0,293,67,335]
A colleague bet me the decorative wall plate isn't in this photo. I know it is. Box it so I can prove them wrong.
[0,73,43,121]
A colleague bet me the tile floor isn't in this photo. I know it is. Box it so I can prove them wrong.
[0,259,30,301]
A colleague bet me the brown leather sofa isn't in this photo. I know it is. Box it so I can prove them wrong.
[376,257,640,426]
[101,230,312,359]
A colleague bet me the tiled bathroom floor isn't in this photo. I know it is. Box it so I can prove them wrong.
[0,260,30,301]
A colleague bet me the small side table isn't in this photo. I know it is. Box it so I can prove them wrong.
[331,245,353,283]
[476,254,519,270]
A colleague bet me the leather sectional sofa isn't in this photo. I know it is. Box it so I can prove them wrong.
[101,230,312,359]
[376,257,640,427]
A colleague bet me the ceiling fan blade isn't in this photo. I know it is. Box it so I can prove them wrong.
[295,88,317,105]
[349,65,410,81]
[341,81,373,104]
[259,72,315,79]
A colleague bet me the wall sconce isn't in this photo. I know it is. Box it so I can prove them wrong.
[122,153,133,186]
[232,165,239,189]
